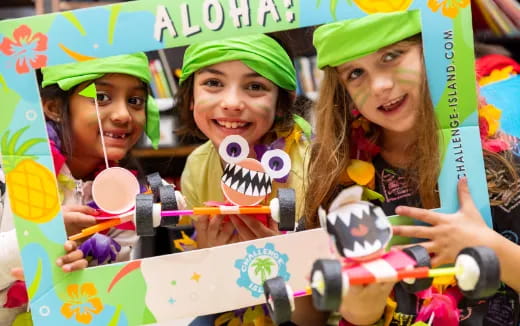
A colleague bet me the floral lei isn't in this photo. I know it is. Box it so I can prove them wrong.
[46,121,123,264]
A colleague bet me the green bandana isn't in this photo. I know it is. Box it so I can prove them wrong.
[180,34,296,91]
[41,53,160,149]
[314,10,422,68]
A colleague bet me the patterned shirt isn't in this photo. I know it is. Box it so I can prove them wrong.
[363,154,520,326]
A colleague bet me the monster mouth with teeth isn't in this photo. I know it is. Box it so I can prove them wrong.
[219,135,291,206]
[328,201,392,259]
[221,158,272,206]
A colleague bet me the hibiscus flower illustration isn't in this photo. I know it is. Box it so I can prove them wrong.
[60,283,104,324]
[0,24,48,74]
[428,0,470,18]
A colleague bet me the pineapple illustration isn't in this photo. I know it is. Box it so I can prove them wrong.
[353,0,413,13]
[2,126,60,223]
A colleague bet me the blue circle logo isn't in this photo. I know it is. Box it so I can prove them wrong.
[235,243,290,298]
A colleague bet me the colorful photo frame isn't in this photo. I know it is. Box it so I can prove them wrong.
[0,0,487,325]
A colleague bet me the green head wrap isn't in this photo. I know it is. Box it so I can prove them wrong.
[41,53,160,149]
[180,34,296,91]
[314,10,422,68]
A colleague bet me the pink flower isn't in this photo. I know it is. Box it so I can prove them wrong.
[0,25,48,74]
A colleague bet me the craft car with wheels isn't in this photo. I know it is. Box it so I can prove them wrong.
[262,186,501,325]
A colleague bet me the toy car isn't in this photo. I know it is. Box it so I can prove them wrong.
[262,186,501,325]
[134,186,296,236]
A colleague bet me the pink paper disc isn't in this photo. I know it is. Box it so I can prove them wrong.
[92,167,140,214]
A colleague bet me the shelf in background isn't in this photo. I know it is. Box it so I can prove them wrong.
[131,145,200,158]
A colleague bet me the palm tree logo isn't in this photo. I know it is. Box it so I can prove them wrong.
[251,258,276,283]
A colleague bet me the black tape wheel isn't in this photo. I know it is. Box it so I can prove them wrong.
[456,246,500,299]
[311,259,343,311]
[277,188,295,231]
[146,172,163,202]
[263,276,293,325]
[159,185,179,227]
[400,245,433,293]
[135,193,155,236]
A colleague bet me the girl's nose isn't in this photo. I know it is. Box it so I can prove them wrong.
[220,89,245,111]
[109,100,132,124]
[371,74,394,97]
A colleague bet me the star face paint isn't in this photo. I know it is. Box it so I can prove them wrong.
[219,135,291,206]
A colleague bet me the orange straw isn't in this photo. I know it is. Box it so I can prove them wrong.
[191,206,271,215]
[69,218,123,241]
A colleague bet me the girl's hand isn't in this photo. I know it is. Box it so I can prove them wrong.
[56,240,88,272]
[194,215,238,249]
[62,204,98,236]
[339,282,394,325]
[229,214,279,241]
[393,178,495,267]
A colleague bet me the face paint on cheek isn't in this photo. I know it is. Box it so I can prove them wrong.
[193,97,218,113]
[351,89,370,110]
[394,68,421,86]
[252,103,274,112]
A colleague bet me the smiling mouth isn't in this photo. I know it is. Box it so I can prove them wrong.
[103,132,129,140]
[378,94,407,112]
[214,120,251,129]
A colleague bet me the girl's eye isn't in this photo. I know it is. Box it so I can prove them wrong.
[382,50,403,63]
[348,68,364,81]
[128,96,145,107]
[246,83,267,92]
[96,93,110,103]
[203,79,223,87]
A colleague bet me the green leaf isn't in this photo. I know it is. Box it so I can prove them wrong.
[1,130,10,155]
[7,126,30,155]
[316,0,322,8]
[15,138,46,156]
[27,259,43,299]
[62,11,86,35]
[293,114,312,140]
[108,305,122,326]
[362,187,385,202]
[108,4,122,45]
[330,0,338,20]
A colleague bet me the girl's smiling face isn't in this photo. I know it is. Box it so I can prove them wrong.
[68,73,146,163]
[192,60,278,151]
[337,41,424,136]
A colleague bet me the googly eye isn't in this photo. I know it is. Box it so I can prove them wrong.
[261,149,291,179]
[218,135,249,163]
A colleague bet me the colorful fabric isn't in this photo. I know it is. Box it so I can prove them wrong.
[180,34,296,91]
[41,53,160,148]
[476,54,520,78]
[371,154,520,326]
[313,10,422,68]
